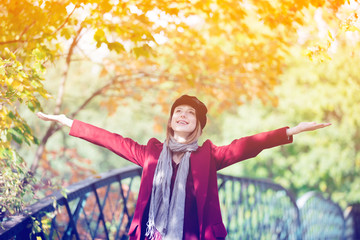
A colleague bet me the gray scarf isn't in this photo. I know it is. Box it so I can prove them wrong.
[145,137,198,240]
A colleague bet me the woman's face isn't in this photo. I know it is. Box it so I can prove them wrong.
[171,105,197,139]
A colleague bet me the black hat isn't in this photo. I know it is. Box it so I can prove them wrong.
[170,95,208,129]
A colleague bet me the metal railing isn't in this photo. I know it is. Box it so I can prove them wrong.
[217,174,301,240]
[0,166,356,239]
[0,165,142,240]
[344,203,360,240]
[297,191,345,240]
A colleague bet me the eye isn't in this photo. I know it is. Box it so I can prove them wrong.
[189,111,195,115]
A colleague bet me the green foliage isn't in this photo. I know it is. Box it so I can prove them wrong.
[0,0,55,216]
[1,0,359,223]
[0,46,50,216]
[0,149,35,215]
[218,42,360,208]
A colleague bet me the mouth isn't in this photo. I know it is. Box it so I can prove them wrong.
[176,120,189,125]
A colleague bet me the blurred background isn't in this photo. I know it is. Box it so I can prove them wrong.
[1,0,359,217]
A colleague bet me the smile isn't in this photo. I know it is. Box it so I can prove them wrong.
[177,120,189,125]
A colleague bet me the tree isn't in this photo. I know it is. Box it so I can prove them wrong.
[218,27,360,208]
[0,0,56,217]
[1,0,359,219]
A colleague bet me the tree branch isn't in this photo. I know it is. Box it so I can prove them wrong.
[52,4,79,37]
[30,25,83,174]
[54,26,83,115]
[0,4,78,46]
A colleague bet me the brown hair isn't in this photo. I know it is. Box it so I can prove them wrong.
[166,117,202,145]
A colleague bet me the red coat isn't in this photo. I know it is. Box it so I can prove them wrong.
[69,120,293,239]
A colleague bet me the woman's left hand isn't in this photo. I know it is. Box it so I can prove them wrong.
[286,122,331,136]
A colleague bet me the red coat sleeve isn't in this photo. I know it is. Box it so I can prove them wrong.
[69,119,146,167]
[211,127,293,170]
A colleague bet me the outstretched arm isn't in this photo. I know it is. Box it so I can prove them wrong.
[37,112,147,167]
[286,122,331,136]
[214,122,331,170]
[37,112,73,128]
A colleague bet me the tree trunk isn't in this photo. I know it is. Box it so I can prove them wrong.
[29,26,83,174]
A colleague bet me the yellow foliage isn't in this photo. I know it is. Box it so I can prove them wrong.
[0,0,359,219]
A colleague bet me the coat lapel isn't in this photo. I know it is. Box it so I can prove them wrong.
[143,152,160,199]
[190,146,211,236]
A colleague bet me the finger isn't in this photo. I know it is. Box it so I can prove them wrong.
[36,112,45,118]
[316,123,331,129]
[37,112,52,121]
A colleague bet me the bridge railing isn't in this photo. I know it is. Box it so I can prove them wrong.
[0,167,357,240]
[344,203,360,240]
[217,174,301,240]
[0,165,142,240]
[297,191,346,240]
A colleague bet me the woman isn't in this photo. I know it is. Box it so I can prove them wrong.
[37,94,330,240]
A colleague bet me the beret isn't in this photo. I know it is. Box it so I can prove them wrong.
[170,95,207,129]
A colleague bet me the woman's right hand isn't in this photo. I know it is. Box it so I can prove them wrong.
[36,112,73,128]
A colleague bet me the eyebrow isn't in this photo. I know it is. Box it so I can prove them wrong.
[175,106,195,111]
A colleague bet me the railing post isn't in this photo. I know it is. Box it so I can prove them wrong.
[63,199,81,240]
[92,184,110,240]
[352,204,360,239]
[16,217,32,239]
[344,203,360,240]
